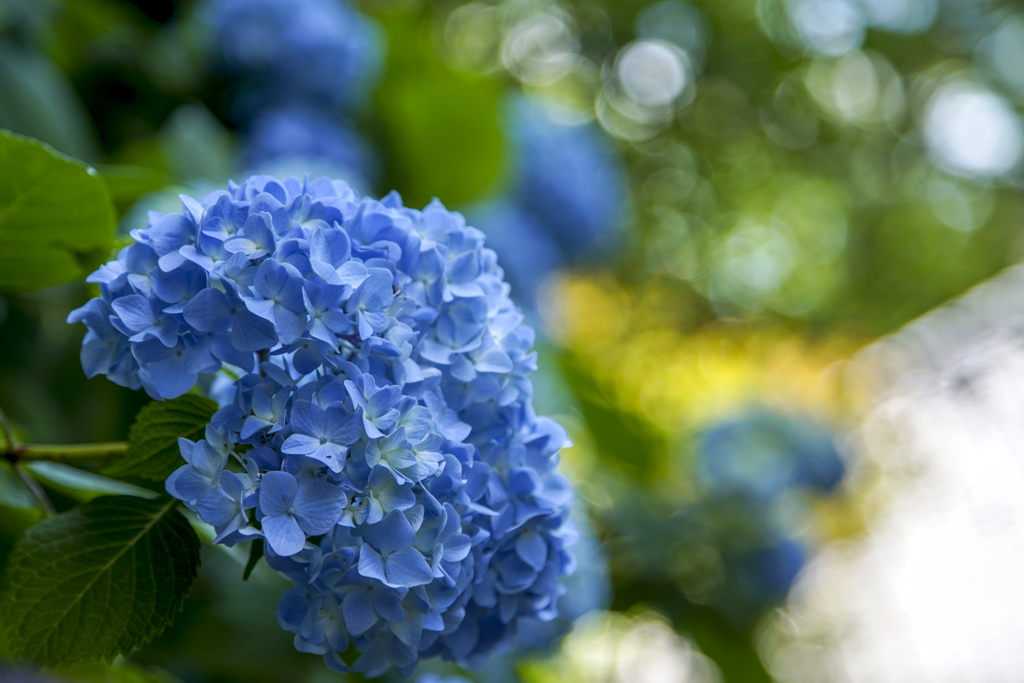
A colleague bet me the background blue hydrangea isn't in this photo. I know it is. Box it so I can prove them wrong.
[199,0,384,193]
[207,0,383,114]
[468,97,626,309]
[694,409,845,624]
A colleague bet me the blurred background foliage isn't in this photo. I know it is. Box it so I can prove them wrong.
[1,0,1021,680]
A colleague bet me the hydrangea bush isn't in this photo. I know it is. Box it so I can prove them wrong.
[69,174,577,676]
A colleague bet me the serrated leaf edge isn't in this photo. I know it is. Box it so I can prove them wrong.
[3,497,200,665]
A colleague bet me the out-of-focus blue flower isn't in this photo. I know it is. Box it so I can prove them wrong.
[244,106,376,189]
[468,97,625,310]
[710,534,808,627]
[688,408,845,624]
[506,97,626,255]
[71,174,577,678]
[206,0,384,112]
[696,409,845,501]
[731,537,807,603]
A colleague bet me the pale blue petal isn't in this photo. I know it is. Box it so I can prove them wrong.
[259,471,297,516]
[263,513,305,557]
[383,548,433,588]
[281,433,321,456]
[357,544,387,583]
[293,479,345,534]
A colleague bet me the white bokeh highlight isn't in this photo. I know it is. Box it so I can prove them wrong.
[924,81,1024,178]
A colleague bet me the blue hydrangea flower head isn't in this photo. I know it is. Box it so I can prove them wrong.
[207,0,384,111]
[506,96,626,254]
[70,174,577,677]
[696,409,845,501]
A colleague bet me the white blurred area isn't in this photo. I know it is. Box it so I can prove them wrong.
[924,81,1024,178]
[536,611,723,683]
[763,265,1024,682]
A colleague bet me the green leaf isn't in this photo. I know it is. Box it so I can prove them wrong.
[0,129,116,290]
[0,44,100,163]
[97,164,172,216]
[243,538,264,581]
[0,460,46,570]
[103,395,218,482]
[55,659,186,683]
[376,15,502,208]
[2,495,201,666]
[24,462,159,503]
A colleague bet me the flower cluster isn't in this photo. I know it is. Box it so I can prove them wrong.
[69,175,577,676]
[208,0,383,111]
[693,409,844,623]
[696,409,845,501]
[470,97,625,307]
[506,97,625,254]
[202,0,383,186]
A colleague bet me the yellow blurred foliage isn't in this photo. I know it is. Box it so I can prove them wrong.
[543,272,866,435]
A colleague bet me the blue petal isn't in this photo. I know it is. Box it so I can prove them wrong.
[196,486,240,527]
[183,288,231,332]
[372,587,405,623]
[290,400,326,438]
[231,309,278,351]
[263,513,305,557]
[111,295,155,332]
[383,547,433,588]
[342,588,378,635]
[277,587,316,630]
[293,479,345,534]
[259,471,297,516]
[281,433,322,456]
[167,465,216,502]
[515,531,548,572]
[443,534,472,563]
[365,509,416,555]
[357,543,387,583]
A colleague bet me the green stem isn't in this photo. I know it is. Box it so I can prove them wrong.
[10,442,129,463]
[0,403,127,465]
[0,404,16,451]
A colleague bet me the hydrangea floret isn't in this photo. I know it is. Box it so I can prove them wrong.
[69,174,577,676]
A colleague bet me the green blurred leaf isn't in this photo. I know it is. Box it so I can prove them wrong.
[97,165,172,216]
[0,43,100,163]
[376,15,502,208]
[0,129,115,290]
[24,462,159,503]
[103,395,218,482]
[55,659,186,683]
[2,495,201,666]
[0,460,45,570]
[559,351,668,483]
[157,105,236,183]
